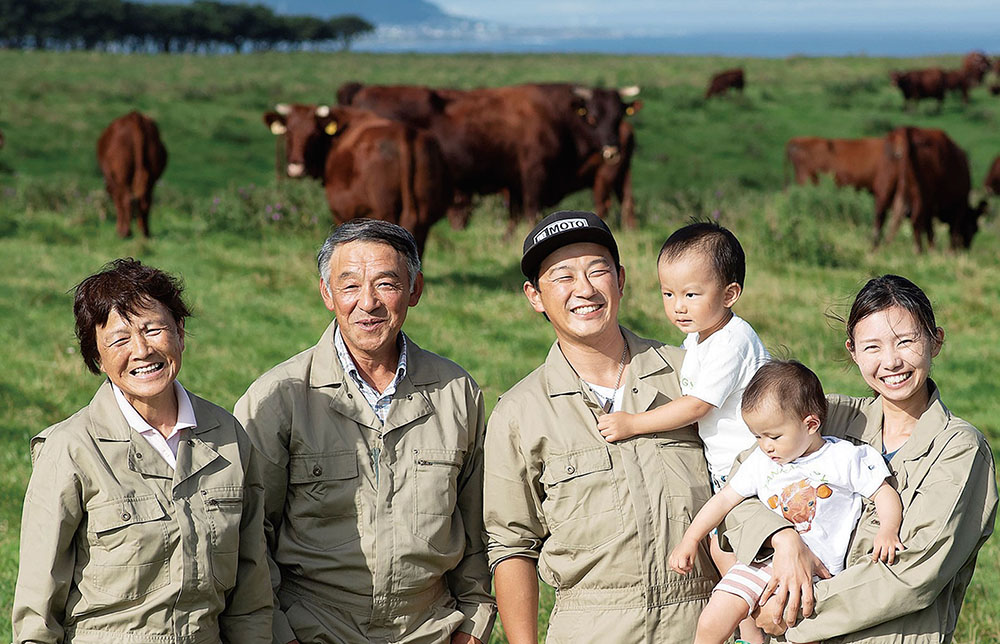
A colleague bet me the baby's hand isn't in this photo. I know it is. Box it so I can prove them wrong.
[597,412,637,442]
[872,527,904,564]
[668,538,698,575]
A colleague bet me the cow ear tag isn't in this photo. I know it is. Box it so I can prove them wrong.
[576,107,587,116]
[325,121,338,135]
[625,106,635,116]
[270,121,287,135]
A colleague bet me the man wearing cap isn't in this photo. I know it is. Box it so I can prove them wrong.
[483,211,717,643]
[235,219,495,644]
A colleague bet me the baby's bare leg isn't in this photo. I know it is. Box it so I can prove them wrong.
[695,591,755,644]
[710,534,766,644]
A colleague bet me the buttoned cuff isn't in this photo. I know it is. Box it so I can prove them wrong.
[273,606,296,644]
[456,601,498,642]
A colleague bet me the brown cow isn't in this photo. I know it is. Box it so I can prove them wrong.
[962,51,991,86]
[878,126,986,252]
[0,128,4,149]
[785,136,886,191]
[943,69,972,104]
[96,111,168,238]
[265,104,450,256]
[890,68,946,109]
[705,68,744,99]
[338,82,640,233]
[983,156,1000,195]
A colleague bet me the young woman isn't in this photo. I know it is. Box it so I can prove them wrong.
[729,274,997,644]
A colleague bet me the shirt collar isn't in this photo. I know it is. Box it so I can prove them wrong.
[111,380,197,436]
[334,325,408,390]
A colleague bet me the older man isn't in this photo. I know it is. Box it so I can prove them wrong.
[235,219,495,644]
[484,211,718,643]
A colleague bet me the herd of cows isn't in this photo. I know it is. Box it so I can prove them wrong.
[2,55,999,255]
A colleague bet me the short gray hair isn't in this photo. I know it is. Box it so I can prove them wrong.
[317,219,422,292]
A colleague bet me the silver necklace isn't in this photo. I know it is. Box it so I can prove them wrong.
[594,339,629,413]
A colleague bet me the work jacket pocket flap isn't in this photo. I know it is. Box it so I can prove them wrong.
[90,496,166,533]
[541,447,612,485]
[290,451,358,484]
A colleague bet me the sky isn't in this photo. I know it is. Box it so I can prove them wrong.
[435,0,1000,34]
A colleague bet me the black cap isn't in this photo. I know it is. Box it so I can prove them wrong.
[521,210,619,280]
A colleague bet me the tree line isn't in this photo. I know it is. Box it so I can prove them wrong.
[0,0,375,52]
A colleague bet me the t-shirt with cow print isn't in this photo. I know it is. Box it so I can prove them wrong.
[728,436,889,575]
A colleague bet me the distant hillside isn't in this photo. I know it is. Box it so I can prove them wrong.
[270,0,454,24]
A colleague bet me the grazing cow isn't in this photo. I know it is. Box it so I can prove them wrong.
[878,126,986,252]
[337,82,640,232]
[264,103,450,256]
[705,68,744,99]
[785,136,887,192]
[96,111,168,238]
[890,68,946,109]
[983,156,1000,195]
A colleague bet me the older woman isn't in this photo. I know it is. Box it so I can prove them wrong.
[12,258,271,644]
[726,274,997,644]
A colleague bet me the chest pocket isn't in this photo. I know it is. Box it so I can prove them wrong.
[655,437,712,523]
[84,495,171,600]
[288,451,361,550]
[540,446,623,549]
[203,486,243,590]
[413,448,465,554]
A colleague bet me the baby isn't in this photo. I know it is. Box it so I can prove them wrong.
[668,360,904,644]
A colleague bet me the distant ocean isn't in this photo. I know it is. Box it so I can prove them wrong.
[355,29,1000,58]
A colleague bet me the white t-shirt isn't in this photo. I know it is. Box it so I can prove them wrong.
[728,436,890,575]
[680,314,770,481]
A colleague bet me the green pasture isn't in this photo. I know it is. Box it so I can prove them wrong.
[0,50,998,642]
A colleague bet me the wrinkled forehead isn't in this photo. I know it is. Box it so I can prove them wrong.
[328,240,410,278]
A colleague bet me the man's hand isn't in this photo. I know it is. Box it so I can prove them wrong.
[597,412,638,442]
[668,537,700,574]
[451,633,483,644]
[759,528,831,627]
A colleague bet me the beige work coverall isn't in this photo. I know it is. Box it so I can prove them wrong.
[484,328,718,643]
[723,382,998,644]
[235,321,495,644]
[12,381,272,644]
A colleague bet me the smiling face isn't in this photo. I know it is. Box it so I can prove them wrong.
[657,250,740,342]
[524,242,625,349]
[847,305,943,412]
[321,240,422,364]
[742,396,824,465]
[95,299,184,411]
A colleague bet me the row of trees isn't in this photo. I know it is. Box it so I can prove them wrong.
[0,0,375,52]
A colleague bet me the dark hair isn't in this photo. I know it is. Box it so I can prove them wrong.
[657,221,746,288]
[846,275,938,350]
[317,219,421,291]
[73,258,192,375]
[742,360,828,424]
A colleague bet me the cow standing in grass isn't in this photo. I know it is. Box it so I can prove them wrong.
[263,103,450,256]
[338,82,641,232]
[705,68,745,99]
[878,126,986,252]
[97,111,167,238]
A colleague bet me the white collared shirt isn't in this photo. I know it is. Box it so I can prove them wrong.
[111,380,197,469]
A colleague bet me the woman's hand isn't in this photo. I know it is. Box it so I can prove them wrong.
[759,528,831,627]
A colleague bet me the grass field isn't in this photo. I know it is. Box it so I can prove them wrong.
[0,50,998,642]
